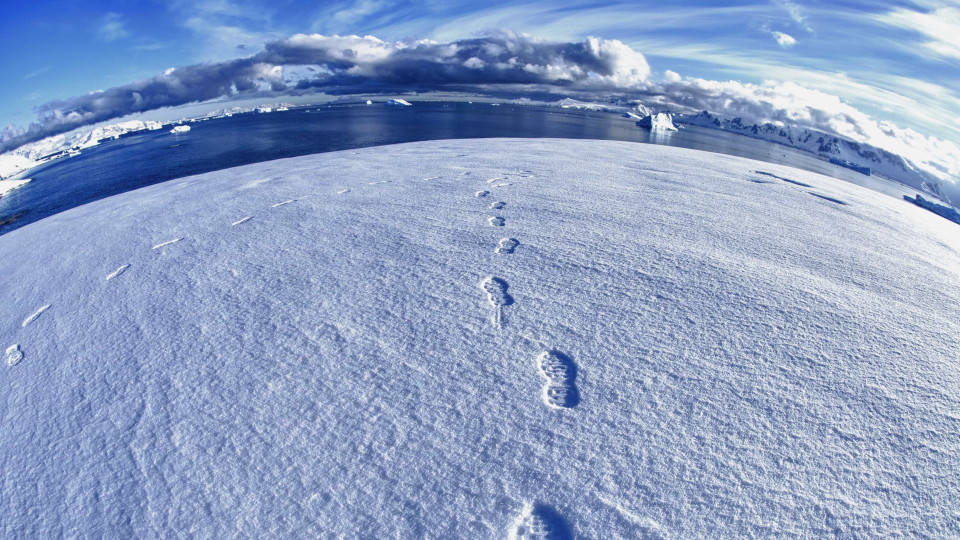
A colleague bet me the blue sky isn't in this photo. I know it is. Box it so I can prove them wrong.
[1,0,958,172]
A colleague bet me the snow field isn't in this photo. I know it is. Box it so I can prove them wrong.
[1,139,959,538]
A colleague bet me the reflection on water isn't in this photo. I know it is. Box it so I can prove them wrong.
[0,102,917,235]
[647,128,675,146]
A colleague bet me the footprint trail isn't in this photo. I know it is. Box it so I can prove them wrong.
[496,238,519,254]
[106,264,130,281]
[152,237,184,249]
[22,305,51,328]
[5,344,23,366]
[537,350,580,409]
[480,276,513,328]
[509,503,573,540]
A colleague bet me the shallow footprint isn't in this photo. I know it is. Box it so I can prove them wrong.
[496,238,519,254]
[489,216,505,227]
[22,305,51,328]
[5,344,23,366]
[481,276,513,328]
[475,190,490,198]
[490,201,506,210]
[509,503,573,540]
[152,237,184,249]
[106,264,130,281]
[537,350,580,409]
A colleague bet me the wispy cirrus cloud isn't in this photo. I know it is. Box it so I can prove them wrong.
[873,6,960,61]
[23,66,52,80]
[97,12,130,42]
[773,0,813,33]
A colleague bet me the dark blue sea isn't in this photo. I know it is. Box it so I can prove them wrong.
[0,102,914,235]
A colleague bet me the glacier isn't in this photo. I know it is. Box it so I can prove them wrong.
[0,139,958,538]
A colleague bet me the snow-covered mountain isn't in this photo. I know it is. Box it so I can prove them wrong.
[0,120,163,179]
[677,111,953,204]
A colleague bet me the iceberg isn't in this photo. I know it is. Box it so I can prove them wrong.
[169,125,191,134]
[637,112,679,131]
[385,98,412,106]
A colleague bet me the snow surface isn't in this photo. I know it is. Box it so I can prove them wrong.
[1,139,959,538]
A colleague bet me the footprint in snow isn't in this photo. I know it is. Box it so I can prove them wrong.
[22,305,51,328]
[480,276,513,329]
[509,503,572,540]
[496,238,519,254]
[106,264,130,281]
[152,237,184,249]
[490,201,506,210]
[537,350,580,409]
[475,190,490,197]
[5,344,23,366]
[489,216,505,227]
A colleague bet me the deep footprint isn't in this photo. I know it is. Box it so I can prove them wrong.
[481,276,513,328]
[537,350,580,409]
[496,238,519,254]
[490,201,506,209]
[489,216,505,227]
[5,344,23,366]
[509,503,573,540]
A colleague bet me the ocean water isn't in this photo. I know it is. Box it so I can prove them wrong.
[0,102,914,235]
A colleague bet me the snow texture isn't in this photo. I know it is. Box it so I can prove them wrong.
[1,139,959,538]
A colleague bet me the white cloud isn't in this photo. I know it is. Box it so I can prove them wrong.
[873,6,960,60]
[98,13,130,42]
[771,31,796,48]
[664,70,681,83]
[773,0,813,33]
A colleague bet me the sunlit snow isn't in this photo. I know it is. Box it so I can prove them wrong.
[1,139,958,538]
